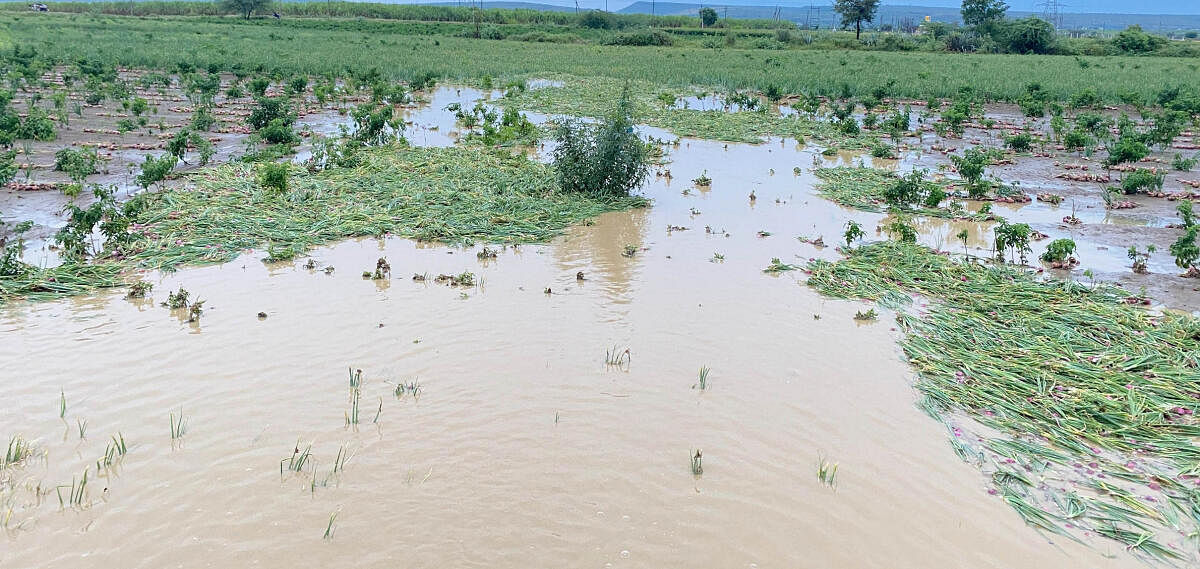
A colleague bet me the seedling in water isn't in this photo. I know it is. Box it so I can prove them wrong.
[170,410,188,440]
[282,440,313,476]
[692,171,712,186]
[97,433,127,471]
[843,220,865,246]
[323,508,339,540]
[76,419,88,440]
[621,245,637,257]
[695,366,711,390]
[605,346,631,366]
[817,456,839,488]
[764,258,798,274]
[691,450,704,476]
[161,287,191,309]
[348,368,363,389]
[126,281,153,298]
[56,468,89,508]
[854,309,878,321]
[3,435,35,468]
[59,390,66,419]
[345,389,361,425]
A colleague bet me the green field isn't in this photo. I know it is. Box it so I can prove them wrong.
[2,10,1198,102]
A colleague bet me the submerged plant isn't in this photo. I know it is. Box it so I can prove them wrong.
[161,287,191,309]
[282,440,313,475]
[843,220,865,246]
[3,435,35,468]
[605,345,631,366]
[854,308,878,321]
[169,409,188,440]
[126,281,153,298]
[764,258,799,274]
[323,508,339,540]
[552,84,649,199]
[56,468,89,508]
[817,456,839,488]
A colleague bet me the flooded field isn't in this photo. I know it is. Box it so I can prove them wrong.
[3,80,1199,569]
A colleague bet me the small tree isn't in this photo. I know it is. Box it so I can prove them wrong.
[1170,227,1198,272]
[222,0,272,19]
[552,85,650,199]
[699,7,718,28]
[961,0,1008,36]
[834,0,880,40]
[258,163,289,193]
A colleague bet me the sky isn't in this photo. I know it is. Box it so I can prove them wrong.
[455,0,1200,15]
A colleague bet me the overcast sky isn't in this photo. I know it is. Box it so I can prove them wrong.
[480,0,1200,15]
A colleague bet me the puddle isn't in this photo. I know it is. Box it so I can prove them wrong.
[1,81,1197,569]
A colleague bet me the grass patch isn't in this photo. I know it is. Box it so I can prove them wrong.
[505,75,873,147]
[806,241,1200,559]
[120,144,646,272]
[0,263,124,306]
[813,167,990,220]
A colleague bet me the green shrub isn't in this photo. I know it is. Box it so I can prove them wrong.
[259,118,300,145]
[1040,238,1077,263]
[1004,133,1034,152]
[54,146,100,182]
[258,162,290,193]
[883,169,926,208]
[135,154,176,189]
[1120,169,1164,194]
[248,96,294,130]
[552,85,649,199]
[604,30,673,47]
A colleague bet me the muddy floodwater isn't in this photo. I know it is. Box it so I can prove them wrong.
[1,88,1189,568]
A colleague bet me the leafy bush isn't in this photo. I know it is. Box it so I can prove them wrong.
[604,30,673,47]
[17,107,56,141]
[1063,129,1089,150]
[1105,135,1149,167]
[1120,169,1164,194]
[135,154,176,189]
[258,118,300,145]
[248,96,294,130]
[351,103,402,146]
[249,77,271,96]
[191,106,216,131]
[1002,17,1056,54]
[883,169,926,208]
[552,85,649,199]
[1170,227,1198,270]
[1004,133,1034,152]
[1172,153,1198,172]
[1040,238,1076,263]
[1178,201,1196,229]
[578,10,613,29]
[1112,25,1167,54]
[993,221,1032,263]
[258,162,290,193]
[54,146,100,182]
[950,147,989,194]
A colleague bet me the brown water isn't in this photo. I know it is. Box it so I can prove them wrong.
[1,107,1153,568]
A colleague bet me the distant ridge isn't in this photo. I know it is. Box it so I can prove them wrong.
[616,1,1200,31]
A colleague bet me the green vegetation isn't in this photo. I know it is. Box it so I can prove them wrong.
[552,86,650,199]
[117,145,645,272]
[3,12,1198,104]
[814,167,989,220]
[807,241,1200,559]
